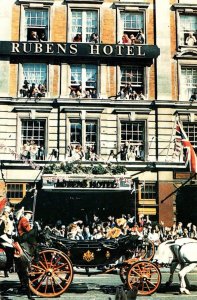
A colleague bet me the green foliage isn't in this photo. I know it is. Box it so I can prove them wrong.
[43,162,127,175]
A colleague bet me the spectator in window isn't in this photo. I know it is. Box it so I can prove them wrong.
[189,91,197,102]
[117,88,125,100]
[51,148,58,160]
[20,80,30,97]
[130,34,136,44]
[186,32,196,47]
[40,32,46,42]
[30,30,39,41]
[73,34,82,42]
[89,33,99,43]
[21,141,30,160]
[138,91,146,100]
[38,145,45,160]
[91,89,97,98]
[122,33,131,44]
[136,29,145,44]
[29,140,38,160]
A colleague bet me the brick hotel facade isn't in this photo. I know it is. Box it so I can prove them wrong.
[0,0,197,225]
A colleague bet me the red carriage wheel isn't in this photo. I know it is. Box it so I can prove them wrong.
[127,261,161,296]
[29,249,73,298]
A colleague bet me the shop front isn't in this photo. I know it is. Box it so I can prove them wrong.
[34,174,134,225]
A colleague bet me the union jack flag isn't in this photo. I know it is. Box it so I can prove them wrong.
[175,120,197,173]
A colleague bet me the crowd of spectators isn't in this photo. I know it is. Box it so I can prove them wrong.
[65,144,98,162]
[21,140,45,161]
[20,80,46,100]
[116,83,146,100]
[69,86,98,99]
[46,213,197,250]
[121,30,145,45]
[73,32,99,43]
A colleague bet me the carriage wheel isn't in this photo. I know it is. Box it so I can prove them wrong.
[127,261,161,296]
[29,249,73,298]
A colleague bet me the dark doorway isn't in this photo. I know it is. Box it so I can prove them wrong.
[34,189,134,226]
[176,185,197,225]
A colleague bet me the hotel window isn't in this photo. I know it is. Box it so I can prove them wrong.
[120,11,145,44]
[138,182,157,216]
[20,63,47,98]
[183,122,197,152]
[70,120,98,157]
[179,14,197,47]
[71,10,98,43]
[7,183,26,204]
[180,66,197,100]
[120,121,145,161]
[25,9,48,41]
[120,66,144,95]
[21,120,46,160]
[70,64,97,95]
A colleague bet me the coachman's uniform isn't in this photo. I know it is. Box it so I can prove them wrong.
[17,211,39,262]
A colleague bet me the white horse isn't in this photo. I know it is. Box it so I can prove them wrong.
[153,238,197,295]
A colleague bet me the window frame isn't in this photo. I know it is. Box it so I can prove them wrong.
[68,117,99,155]
[6,183,26,204]
[18,62,49,97]
[20,4,51,41]
[178,60,197,101]
[67,4,101,43]
[177,10,197,48]
[119,119,146,162]
[117,65,147,98]
[116,4,148,44]
[70,63,98,94]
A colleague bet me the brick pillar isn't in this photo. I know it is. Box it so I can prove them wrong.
[158,181,175,227]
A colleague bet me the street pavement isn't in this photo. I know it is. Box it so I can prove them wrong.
[1,269,197,300]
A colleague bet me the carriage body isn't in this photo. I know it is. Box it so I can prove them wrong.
[28,231,161,298]
[45,233,141,268]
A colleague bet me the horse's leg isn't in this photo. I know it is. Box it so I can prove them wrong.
[179,263,196,294]
[166,261,178,287]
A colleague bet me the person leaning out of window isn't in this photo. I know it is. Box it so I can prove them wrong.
[189,91,197,102]
[185,32,196,47]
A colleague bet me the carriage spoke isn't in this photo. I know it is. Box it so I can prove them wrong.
[42,252,48,267]
[31,272,45,283]
[34,274,47,291]
[37,260,47,270]
[52,275,64,289]
[53,262,70,271]
[44,277,49,293]
[30,265,45,272]
[50,277,56,293]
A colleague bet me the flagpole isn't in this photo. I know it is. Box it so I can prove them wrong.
[166,115,178,161]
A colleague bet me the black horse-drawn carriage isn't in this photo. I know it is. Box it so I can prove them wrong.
[26,230,161,298]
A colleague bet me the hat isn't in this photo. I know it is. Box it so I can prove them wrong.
[116,218,127,227]
[106,227,121,239]
[24,210,33,214]
[4,206,11,213]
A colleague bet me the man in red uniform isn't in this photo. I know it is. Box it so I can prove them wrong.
[18,210,39,262]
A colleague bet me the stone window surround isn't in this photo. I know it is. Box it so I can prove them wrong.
[177,59,197,101]
[16,112,49,158]
[66,3,101,43]
[65,113,101,155]
[174,4,197,50]
[19,3,52,41]
[114,2,149,44]
[18,62,52,98]
[116,65,149,100]
[117,114,149,161]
